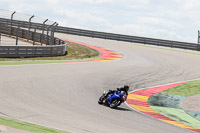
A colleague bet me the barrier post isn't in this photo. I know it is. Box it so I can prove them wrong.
[10,11,16,37]
[46,26,50,45]
[41,19,48,45]
[47,22,56,45]
[0,23,1,45]
[51,23,58,45]
[198,30,200,44]
[33,27,36,46]
[16,23,20,46]
[27,15,34,41]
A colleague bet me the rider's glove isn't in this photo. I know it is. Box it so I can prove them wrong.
[111,90,115,93]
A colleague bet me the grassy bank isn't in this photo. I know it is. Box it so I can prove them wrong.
[149,80,200,130]
[161,80,200,96]
[150,106,200,129]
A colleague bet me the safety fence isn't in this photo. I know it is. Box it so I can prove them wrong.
[0,21,63,46]
[56,26,200,51]
[0,45,66,58]
[0,10,66,57]
[1,16,199,51]
[1,10,200,58]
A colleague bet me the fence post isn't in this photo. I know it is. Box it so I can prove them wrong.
[46,26,50,45]
[59,39,61,45]
[0,23,1,45]
[27,15,34,41]
[41,19,48,45]
[46,22,56,45]
[22,30,25,38]
[10,11,16,37]
[51,23,58,45]
[33,27,36,46]
[16,23,20,46]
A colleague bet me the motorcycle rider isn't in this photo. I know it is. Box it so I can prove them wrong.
[117,85,129,96]
[102,85,129,104]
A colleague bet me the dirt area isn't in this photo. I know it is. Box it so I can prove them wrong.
[181,94,200,112]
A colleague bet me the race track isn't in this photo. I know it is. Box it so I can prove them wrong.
[1,33,200,133]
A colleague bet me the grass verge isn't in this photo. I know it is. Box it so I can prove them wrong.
[148,80,200,130]
[0,57,102,65]
[150,106,200,129]
[0,116,67,133]
[161,80,200,96]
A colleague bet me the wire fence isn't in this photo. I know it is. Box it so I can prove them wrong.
[0,10,66,58]
[0,9,51,24]
[0,9,63,46]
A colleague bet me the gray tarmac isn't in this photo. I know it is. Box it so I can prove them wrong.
[0,33,200,133]
[182,94,200,112]
[0,125,31,133]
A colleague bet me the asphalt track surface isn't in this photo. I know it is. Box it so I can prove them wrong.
[1,33,200,133]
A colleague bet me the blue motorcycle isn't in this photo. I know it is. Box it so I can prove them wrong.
[98,89,127,108]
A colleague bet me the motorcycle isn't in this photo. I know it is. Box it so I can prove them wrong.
[98,89,127,108]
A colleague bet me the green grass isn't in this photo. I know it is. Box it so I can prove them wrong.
[0,116,67,133]
[161,80,200,96]
[0,57,102,65]
[150,106,200,129]
[148,80,200,130]
[0,41,100,61]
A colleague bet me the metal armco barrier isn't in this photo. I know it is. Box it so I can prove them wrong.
[1,17,200,52]
[56,26,200,51]
[0,44,66,58]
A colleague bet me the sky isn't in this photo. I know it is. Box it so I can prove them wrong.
[0,0,200,43]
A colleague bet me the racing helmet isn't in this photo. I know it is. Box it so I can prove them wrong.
[124,85,129,92]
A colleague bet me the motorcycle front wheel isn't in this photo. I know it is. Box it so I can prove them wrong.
[98,95,105,104]
[110,99,121,108]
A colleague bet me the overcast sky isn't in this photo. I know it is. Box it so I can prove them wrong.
[0,0,200,43]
